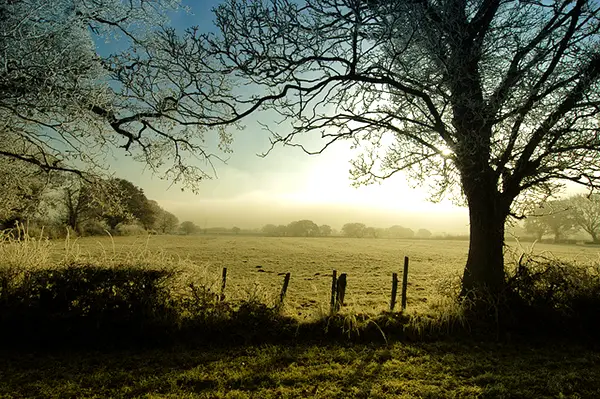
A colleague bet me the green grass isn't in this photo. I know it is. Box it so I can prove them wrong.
[2,341,599,398]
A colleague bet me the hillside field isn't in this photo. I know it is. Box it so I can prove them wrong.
[52,235,600,317]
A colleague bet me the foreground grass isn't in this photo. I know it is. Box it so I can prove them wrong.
[1,341,599,398]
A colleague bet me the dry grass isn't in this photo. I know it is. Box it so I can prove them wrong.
[44,235,600,319]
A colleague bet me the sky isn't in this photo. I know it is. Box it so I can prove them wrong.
[99,0,579,233]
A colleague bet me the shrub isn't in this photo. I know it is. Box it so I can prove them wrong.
[503,254,600,336]
[80,219,109,236]
[0,263,179,346]
[115,223,147,236]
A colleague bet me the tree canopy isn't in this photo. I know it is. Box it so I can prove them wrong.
[342,223,367,238]
[0,0,230,189]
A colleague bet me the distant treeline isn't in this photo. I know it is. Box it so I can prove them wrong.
[259,220,433,239]
[0,174,185,238]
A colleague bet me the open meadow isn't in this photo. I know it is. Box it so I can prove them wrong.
[51,235,600,318]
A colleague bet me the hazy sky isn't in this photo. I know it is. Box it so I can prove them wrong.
[105,1,582,233]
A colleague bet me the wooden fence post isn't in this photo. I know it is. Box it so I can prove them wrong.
[335,273,347,312]
[277,272,291,311]
[401,256,409,310]
[330,270,337,315]
[390,272,399,312]
[220,267,227,302]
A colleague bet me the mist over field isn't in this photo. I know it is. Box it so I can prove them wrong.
[160,199,470,234]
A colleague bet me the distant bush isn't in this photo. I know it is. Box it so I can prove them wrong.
[80,219,109,236]
[115,223,147,236]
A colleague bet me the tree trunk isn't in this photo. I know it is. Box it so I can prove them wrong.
[460,179,509,300]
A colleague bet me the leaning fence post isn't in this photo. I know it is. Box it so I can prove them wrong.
[220,267,227,302]
[335,273,347,312]
[277,272,291,311]
[330,269,338,315]
[390,272,399,312]
[401,256,409,310]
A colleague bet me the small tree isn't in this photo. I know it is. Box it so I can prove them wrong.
[364,227,378,238]
[342,223,367,238]
[149,201,179,234]
[231,226,241,235]
[287,220,319,237]
[524,200,577,242]
[275,225,288,237]
[523,217,549,241]
[180,221,198,235]
[388,226,415,239]
[318,224,332,237]
[416,229,432,239]
[262,224,278,236]
[570,194,600,243]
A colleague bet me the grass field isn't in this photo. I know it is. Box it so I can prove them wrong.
[50,235,600,318]
[3,235,600,398]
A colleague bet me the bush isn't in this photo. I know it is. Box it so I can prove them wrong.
[80,219,109,236]
[503,254,600,337]
[0,263,178,346]
[115,223,147,236]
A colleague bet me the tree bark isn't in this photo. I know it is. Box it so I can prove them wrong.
[460,175,509,300]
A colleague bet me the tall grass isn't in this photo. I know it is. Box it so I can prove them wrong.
[0,224,54,269]
[2,226,600,349]
[0,225,293,348]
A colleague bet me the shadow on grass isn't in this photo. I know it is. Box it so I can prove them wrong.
[1,341,599,398]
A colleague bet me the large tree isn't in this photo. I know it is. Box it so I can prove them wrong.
[157,0,600,298]
[102,179,155,230]
[0,0,230,188]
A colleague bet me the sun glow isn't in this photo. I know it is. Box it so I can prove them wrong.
[441,146,453,157]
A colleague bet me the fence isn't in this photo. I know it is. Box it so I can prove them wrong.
[218,256,411,315]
